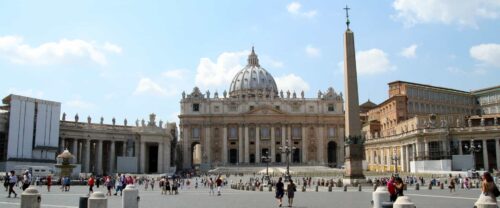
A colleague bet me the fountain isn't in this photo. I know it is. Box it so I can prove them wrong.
[55,149,76,178]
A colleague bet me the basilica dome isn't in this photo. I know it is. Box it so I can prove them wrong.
[229,47,278,98]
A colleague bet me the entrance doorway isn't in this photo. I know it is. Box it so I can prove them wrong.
[328,141,337,167]
[292,149,300,163]
[229,149,238,164]
[148,144,158,173]
[191,142,201,168]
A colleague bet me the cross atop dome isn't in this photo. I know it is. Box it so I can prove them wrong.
[344,5,351,30]
[247,46,260,67]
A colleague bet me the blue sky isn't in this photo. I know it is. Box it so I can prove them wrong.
[1,0,499,125]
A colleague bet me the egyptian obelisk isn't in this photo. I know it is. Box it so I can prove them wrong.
[342,5,365,185]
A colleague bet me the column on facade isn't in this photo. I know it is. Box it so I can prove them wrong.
[424,140,429,160]
[183,126,190,169]
[496,138,500,170]
[301,126,307,163]
[158,142,164,173]
[380,148,385,170]
[287,125,292,162]
[85,139,90,172]
[97,140,103,175]
[140,141,146,173]
[281,125,286,163]
[72,139,78,163]
[59,138,65,153]
[165,139,171,172]
[400,145,405,172]
[458,140,463,155]
[109,141,115,174]
[205,127,211,164]
[405,145,410,172]
[317,126,324,164]
[238,126,243,163]
[223,126,228,164]
[414,141,419,160]
[483,139,489,171]
[244,126,249,163]
[255,126,260,164]
[270,127,276,163]
[121,141,126,156]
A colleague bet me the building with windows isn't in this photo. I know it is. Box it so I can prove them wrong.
[179,48,346,170]
[364,82,500,173]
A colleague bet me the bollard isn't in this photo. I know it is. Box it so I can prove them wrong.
[302,185,306,192]
[461,183,464,189]
[372,186,390,208]
[393,196,416,208]
[21,187,41,208]
[88,191,107,208]
[315,185,318,192]
[268,185,272,192]
[358,184,362,192]
[403,184,407,191]
[474,194,498,208]
[260,186,263,192]
[440,183,444,189]
[246,185,249,191]
[415,183,419,191]
[122,184,139,208]
[343,185,347,192]
[252,185,256,191]
[428,183,432,190]
[79,196,89,208]
[328,185,332,192]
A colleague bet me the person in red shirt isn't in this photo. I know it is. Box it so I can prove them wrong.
[387,176,396,202]
[46,175,52,192]
[215,176,223,196]
[88,176,95,194]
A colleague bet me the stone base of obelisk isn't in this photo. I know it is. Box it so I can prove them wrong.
[342,145,365,186]
[342,175,366,186]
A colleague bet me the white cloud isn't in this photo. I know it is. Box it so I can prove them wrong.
[66,99,95,109]
[275,74,310,94]
[162,69,188,79]
[195,50,248,89]
[7,88,44,98]
[305,45,320,57]
[400,44,418,58]
[103,42,122,54]
[338,48,395,75]
[287,2,317,18]
[392,0,500,28]
[0,35,121,65]
[470,43,500,67]
[133,78,168,96]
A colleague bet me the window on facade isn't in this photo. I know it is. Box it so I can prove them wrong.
[229,127,238,139]
[214,128,219,138]
[249,127,256,139]
[292,127,301,139]
[192,128,200,139]
[309,106,314,112]
[275,105,280,110]
[428,141,441,160]
[249,106,254,111]
[229,105,237,112]
[260,127,270,139]
[328,127,335,138]
[214,106,220,112]
[275,128,281,139]
[328,104,335,112]
[292,105,300,112]
[192,103,200,112]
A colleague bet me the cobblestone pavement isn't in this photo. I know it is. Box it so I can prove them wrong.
[0,184,488,208]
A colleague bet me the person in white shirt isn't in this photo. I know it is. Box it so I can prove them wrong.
[8,171,18,198]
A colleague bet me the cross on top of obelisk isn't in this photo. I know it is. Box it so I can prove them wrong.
[343,5,351,29]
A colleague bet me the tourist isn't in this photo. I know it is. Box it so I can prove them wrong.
[387,176,397,202]
[448,176,456,192]
[114,174,123,196]
[88,176,95,194]
[481,172,499,202]
[208,178,215,196]
[144,178,149,190]
[287,179,296,207]
[216,176,223,196]
[7,170,17,198]
[64,176,71,191]
[150,178,155,191]
[172,179,178,195]
[166,179,171,195]
[3,172,9,191]
[96,176,100,188]
[22,170,31,191]
[275,177,285,207]
[394,177,404,198]
[105,176,113,196]
[47,175,52,192]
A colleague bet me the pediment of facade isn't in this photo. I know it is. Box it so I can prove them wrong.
[244,106,286,115]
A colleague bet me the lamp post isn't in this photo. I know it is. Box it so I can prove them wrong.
[465,139,481,170]
[261,151,271,182]
[391,149,399,176]
[279,140,296,181]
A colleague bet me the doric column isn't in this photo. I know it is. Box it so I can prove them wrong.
[317,126,324,164]
[281,125,286,163]
[165,140,171,172]
[205,127,211,164]
[496,139,500,170]
[287,125,292,162]
[223,126,228,164]
[109,141,115,174]
[238,125,243,163]
[255,126,260,164]
[85,139,90,172]
[97,140,103,175]
[405,145,410,172]
[183,126,190,169]
[400,146,405,172]
[59,137,65,153]
[458,140,463,155]
[244,126,249,163]
[158,142,164,173]
[72,139,78,163]
[271,127,276,163]
[414,141,419,160]
[424,140,429,159]
[301,126,307,163]
[483,139,489,171]
[140,141,146,173]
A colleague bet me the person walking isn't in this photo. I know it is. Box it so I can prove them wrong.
[481,172,499,203]
[46,175,52,192]
[3,172,9,192]
[387,176,397,202]
[7,171,17,198]
[105,176,113,196]
[275,177,285,207]
[22,170,31,191]
[216,176,223,196]
[208,178,215,196]
[88,176,95,195]
[287,179,296,207]
[448,176,456,192]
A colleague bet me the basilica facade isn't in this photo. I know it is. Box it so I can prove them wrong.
[179,48,346,170]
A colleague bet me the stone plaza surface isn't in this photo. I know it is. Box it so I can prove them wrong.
[0,183,488,208]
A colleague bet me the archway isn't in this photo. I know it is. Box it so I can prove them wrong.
[275,154,282,163]
[191,142,201,168]
[327,141,337,167]
[250,154,255,163]
[292,149,300,163]
[229,149,238,164]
